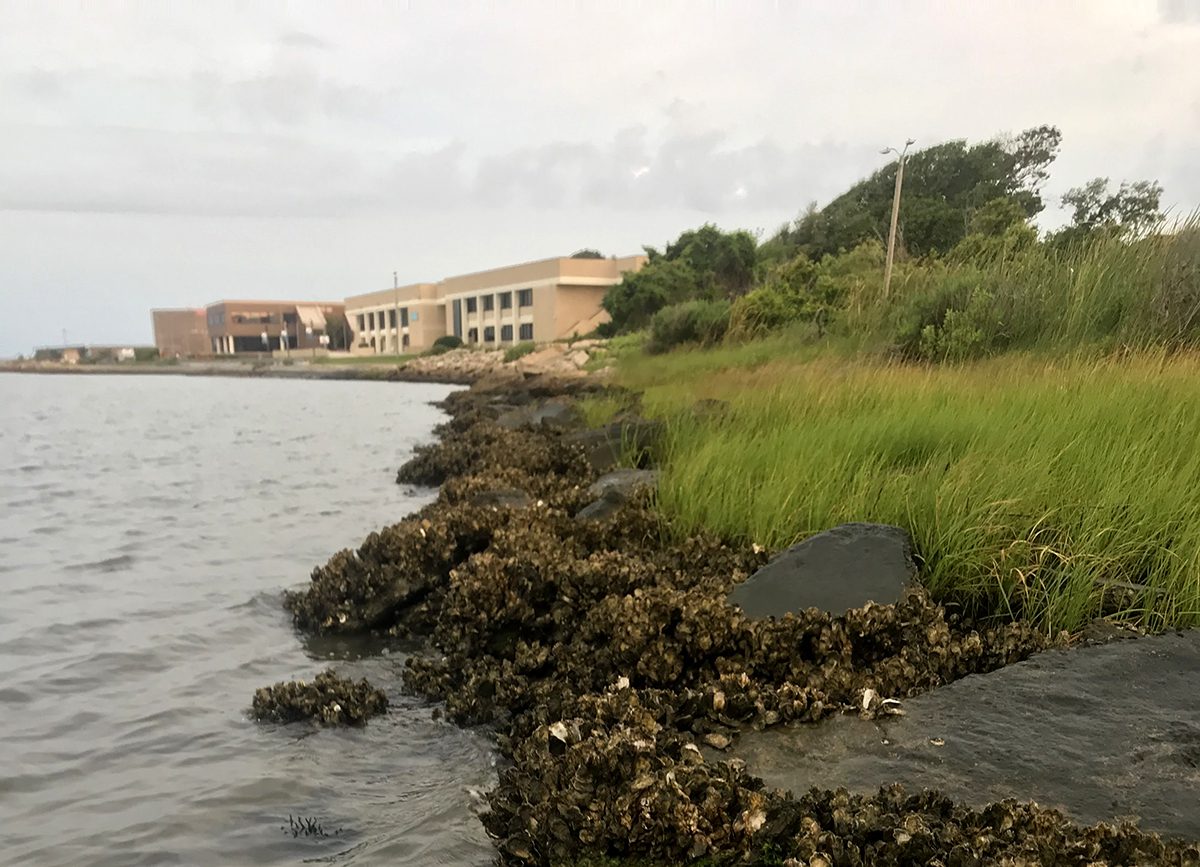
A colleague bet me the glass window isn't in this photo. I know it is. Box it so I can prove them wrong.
[519,323,533,340]
[518,288,533,307]
[401,307,409,327]
[467,327,478,343]
[357,314,365,331]
[500,324,513,341]
[483,326,495,342]
[368,312,375,330]
[482,295,494,312]
[388,309,397,328]
[500,292,512,310]
[465,297,477,313]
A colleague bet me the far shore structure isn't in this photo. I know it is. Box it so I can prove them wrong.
[147,252,646,359]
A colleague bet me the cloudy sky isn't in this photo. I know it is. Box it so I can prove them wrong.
[1,1,1198,356]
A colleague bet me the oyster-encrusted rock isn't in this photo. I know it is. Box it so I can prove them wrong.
[273,373,1197,865]
[251,669,388,726]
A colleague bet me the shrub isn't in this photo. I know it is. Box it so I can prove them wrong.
[728,288,806,338]
[134,346,159,362]
[504,341,537,363]
[430,335,464,355]
[646,300,730,354]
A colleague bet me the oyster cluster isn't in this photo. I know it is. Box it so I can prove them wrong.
[251,669,388,726]
[276,375,1200,864]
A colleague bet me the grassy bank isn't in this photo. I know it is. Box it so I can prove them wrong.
[606,347,1200,634]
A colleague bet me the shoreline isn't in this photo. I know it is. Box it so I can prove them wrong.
[268,372,1200,865]
[0,360,478,386]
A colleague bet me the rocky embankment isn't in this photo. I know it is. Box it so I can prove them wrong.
[272,375,1200,865]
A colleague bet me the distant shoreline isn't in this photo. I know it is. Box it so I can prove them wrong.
[0,360,476,386]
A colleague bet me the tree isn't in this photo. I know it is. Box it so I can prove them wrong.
[601,224,759,333]
[571,249,605,259]
[785,125,1062,260]
[323,311,350,351]
[1060,177,1164,237]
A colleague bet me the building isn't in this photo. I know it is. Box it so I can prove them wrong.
[151,308,210,358]
[204,300,346,355]
[344,254,646,355]
[342,283,444,355]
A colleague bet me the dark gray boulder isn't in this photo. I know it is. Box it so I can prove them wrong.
[496,398,581,432]
[585,468,659,500]
[729,523,916,617]
[565,417,664,472]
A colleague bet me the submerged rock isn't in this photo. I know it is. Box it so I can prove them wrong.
[251,669,388,726]
[730,522,916,618]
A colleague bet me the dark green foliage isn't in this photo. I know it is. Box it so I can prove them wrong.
[133,346,159,362]
[772,125,1062,260]
[571,248,605,259]
[1049,177,1165,248]
[647,300,731,353]
[602,225,758,333]
[431,335,464,354]
[322,311,351,350]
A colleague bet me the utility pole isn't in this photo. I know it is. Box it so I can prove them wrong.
[881,138,915,299]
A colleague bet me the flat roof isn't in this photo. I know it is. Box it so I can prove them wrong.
[203,299,345,308]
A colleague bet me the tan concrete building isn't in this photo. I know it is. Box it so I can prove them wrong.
[345,254,645,354]
[151,308,210,358]
[343,283,445,355]
[204,300,346,355]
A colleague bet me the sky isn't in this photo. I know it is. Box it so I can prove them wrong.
[1,1,1198,357]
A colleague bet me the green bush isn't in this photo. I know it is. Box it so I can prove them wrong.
[429,335,464,355]
[647,300,730,353]
[728,287,806,338]
[134,346,159,362]
[503,341,536,362]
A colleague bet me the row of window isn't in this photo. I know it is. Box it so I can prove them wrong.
[464,288,533,314]
[356,309,409,331]
[466,323,534,343]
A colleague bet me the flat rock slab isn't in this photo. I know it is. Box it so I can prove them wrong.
[585,468,659,500]
[729,523,915,617]
[730,629,1200,840]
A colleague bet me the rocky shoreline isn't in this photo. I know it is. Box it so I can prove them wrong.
[268,373,1200,865]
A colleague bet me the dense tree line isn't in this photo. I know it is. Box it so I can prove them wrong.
[598,125,1175,357]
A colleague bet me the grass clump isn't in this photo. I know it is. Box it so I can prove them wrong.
[503,341,537,363]
[617,348,1200,634]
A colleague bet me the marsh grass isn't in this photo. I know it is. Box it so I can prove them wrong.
[620,349,1200,633]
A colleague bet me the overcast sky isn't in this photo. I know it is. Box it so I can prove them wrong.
[1,1,1198,356]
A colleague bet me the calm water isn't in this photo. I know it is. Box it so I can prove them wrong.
[0,373,496,867]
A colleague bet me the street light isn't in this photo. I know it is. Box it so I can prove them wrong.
[880,138,916,299]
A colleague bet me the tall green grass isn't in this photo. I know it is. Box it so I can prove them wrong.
[620,350,1200,634]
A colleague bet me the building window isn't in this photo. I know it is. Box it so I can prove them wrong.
[467,327,478,343]
[518,288,533,307]
[368,311,375,330]
[482,295,494,312]
[401,307,409,327]
[500,291,512,310]
[389,309,397,328]
[357,314,365,331]
[501,324,513,341]
[519,323,533,341]
[483,326,495,342]
[465,297,477,314]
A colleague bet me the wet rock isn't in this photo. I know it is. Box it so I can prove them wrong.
[251,669,388,726]
[730,523,916,618]
[468,488,533,510]
[564,417,664,472]
[585,468,659,500]
[495,398,581,432]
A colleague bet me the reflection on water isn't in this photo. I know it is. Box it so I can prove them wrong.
[0,373,495,867]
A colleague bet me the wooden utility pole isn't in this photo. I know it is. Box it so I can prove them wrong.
[882,139,915,299]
